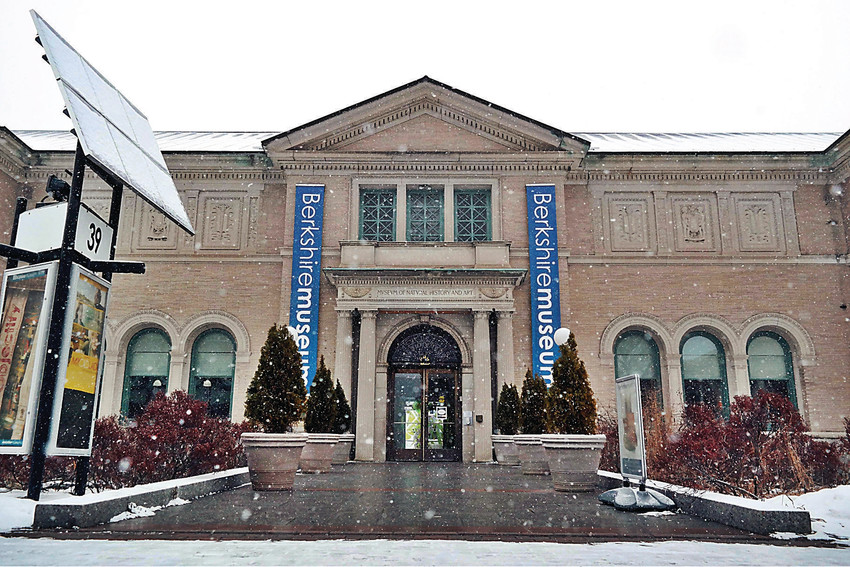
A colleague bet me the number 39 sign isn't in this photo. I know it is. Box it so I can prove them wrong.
[75,205,112,262]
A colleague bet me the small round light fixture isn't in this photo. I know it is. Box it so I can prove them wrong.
[202,379,212,388]
[553,327,571,346]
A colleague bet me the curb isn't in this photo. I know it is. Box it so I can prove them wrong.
[33,468,249,530]
[597,470,811,535]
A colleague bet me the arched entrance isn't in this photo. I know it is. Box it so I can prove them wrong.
[386,325,462,462]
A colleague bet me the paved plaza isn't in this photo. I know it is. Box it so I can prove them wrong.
[25,463,776,543]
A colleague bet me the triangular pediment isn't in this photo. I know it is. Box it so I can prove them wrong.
[263,77,590,155]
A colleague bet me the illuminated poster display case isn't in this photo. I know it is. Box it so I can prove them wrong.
[0,262,57,455]
[47,265,111,457]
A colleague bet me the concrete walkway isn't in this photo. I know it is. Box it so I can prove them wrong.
[29,463,772,543]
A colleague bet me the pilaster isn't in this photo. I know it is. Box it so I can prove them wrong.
[355,310,377,461]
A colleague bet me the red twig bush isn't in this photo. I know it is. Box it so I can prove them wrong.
[0,390,252,492]
[600,391,846,498]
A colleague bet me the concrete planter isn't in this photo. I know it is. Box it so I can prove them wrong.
[300,433,340,473]
[514,434,549,475]
[492,434,519,465]
[332,432,355,465]
[241,432,308,491]
[540,433,607,492]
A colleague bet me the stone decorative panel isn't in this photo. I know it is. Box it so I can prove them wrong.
[201,196,243,250]
[604,194,654,252]
[136,202,177,250]
[247,196,260,247]
[670,194,718,252]
[733,193,785,253]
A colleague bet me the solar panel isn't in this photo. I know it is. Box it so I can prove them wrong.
[30,11,194,235]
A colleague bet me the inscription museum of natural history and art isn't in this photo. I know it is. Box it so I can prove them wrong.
[1,77,847,462]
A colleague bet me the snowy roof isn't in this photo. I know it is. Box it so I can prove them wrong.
[9,130,844,154]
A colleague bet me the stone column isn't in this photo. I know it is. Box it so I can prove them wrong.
[730,355,751,400]
[100,352,121,416]
[667,360,685,425]
[472,310,493,462]
[355,310,377,461]
[496,311,515,390]
[333,310,354,400]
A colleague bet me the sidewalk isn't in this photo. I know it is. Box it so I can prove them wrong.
[23,462,776,543]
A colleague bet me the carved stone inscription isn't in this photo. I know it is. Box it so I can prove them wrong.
[734,194,783,252]
[202,197,243,250]
[606,196,652,252]
[671,195,717,252]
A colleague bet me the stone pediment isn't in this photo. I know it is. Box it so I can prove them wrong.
[263,77,589,156]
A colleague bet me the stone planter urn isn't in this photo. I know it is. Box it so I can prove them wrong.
[241,432,308,491]
[514,434,549,475]
[299,433,340,473]
[332,432,355,465]
[540,434,607,492]
[492,434,519,465]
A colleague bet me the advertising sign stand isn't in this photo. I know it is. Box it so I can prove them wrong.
[598,373,675,512]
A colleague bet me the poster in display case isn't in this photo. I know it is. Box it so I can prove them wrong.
[0,263,57,454]
[47,265,110,456]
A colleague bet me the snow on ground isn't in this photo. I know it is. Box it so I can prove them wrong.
[768,485,850,545]
[0,538,848,566]
[1,482,849,565]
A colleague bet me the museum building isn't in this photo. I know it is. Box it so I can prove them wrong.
[0,77,848,463]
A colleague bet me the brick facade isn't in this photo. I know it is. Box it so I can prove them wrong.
[0,78,848,462]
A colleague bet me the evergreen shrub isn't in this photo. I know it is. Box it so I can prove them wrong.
[334,380,352,434]
[304,355,338,433]
[544,332,597,434]
[244,325,306,433]
[495,383,520,435]
[519,369,546,435]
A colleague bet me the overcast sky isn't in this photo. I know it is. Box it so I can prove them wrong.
[2,0,850,134]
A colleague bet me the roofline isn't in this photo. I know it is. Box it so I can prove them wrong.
[261,76,591,149]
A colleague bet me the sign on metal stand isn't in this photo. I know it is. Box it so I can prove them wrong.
[0,12,195,500]
[598,374,675,512]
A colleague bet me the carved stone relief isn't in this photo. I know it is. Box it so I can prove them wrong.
[201,197,243,250]
[671,195,718,252]
[604,195,654,252]
[136,202,177,250]
[734,194,784,252]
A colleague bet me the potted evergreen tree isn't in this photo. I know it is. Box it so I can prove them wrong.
[300,355,339,473]
[514,370,549,474]
[540,331,606,492]
[332,380,354,465]
[242,325,308,490]
[493,383,520,465]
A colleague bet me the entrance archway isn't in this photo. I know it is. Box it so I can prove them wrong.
[386,325,462,462]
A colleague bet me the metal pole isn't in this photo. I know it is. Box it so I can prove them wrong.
[27,144,85,501]
[6,197,28,270]
[72,180,122,496]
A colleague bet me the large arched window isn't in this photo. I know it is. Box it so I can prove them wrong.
[614,330,663,408]
[747,331,797,407]
[121,329,170,419]
[680,331,729,414]
[189,329,236,418]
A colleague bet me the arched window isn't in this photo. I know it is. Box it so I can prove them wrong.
[121,329,170,419]
[747,331,797,407]
[614,330,663,409]
[680,331,729,414]
[189,329,236,418]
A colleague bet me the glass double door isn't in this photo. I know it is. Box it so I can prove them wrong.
[388,368,460,462]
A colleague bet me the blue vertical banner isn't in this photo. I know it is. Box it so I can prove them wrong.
[289,184,325,391]
[526,184,562,386]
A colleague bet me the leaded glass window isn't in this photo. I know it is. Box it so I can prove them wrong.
[747,332,797,407]
[407,186,444,242]
[614,330,663,408]
[189,329,236,418]
[122,329,170,419]
[359,188,396,241]
[455,189,491,242]
[681,331,729,415]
